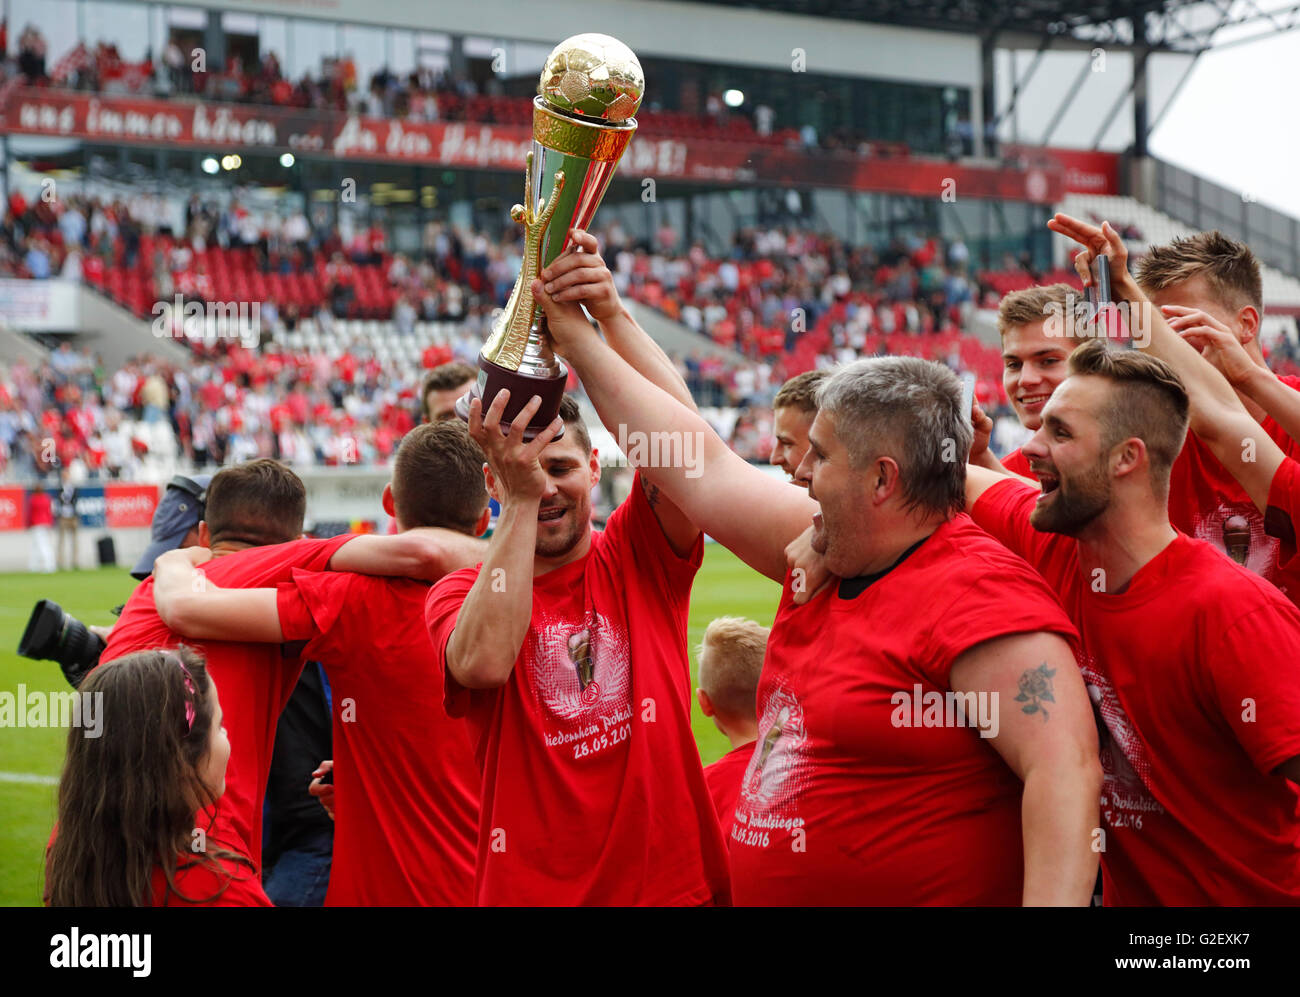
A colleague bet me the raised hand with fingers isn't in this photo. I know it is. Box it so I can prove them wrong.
[538,228,622,322]
[467,388,563,507]
[1162,305,1257,387]
[1045,214,1137,298]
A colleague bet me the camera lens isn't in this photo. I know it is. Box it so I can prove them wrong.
[18,600,106,688]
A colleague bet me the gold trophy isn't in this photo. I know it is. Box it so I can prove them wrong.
[455,33,644,438]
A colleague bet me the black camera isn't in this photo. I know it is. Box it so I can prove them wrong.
[18,599,106,690]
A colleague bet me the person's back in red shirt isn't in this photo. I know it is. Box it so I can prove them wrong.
[704,745,752,834]
[693,614,768,840]
[277,570,479,905]
[101,535,353,866]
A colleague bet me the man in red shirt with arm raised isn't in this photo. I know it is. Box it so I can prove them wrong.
[965,320,1300,904]
[1133,230,1300,596]
[535,251,1102,906]
[425,231,729,905]
[101,458,464,871]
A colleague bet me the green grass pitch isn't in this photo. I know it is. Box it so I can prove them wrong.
[0,545,780,906]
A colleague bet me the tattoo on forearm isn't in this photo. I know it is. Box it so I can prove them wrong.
[642,477,661,509]
[1015,663,1055,722]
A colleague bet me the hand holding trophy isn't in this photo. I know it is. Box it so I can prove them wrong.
[455,33,645,439]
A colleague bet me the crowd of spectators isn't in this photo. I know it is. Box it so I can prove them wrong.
[9,173,1298,482]
[3,23,916,155]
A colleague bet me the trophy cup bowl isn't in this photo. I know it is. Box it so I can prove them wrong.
[455,33,645,439]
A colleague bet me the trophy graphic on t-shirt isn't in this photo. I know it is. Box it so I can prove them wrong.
[1223,514,1251,566]
[748,706,791,795]
[568,627,601,705]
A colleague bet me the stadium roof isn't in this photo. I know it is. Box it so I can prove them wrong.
[691,0,1300,53]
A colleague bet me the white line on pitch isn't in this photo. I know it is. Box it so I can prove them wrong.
[0,772,58,786]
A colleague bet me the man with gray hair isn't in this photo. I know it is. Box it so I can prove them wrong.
[537,272,1103,906]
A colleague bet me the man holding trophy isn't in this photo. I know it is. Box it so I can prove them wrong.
[426,34,731,905]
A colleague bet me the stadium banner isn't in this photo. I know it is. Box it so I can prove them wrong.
[104,483,160,528]
[0,486,24,530]
[1003,144,1121,196]
[40,486,106,529]
[5,88,1064,203]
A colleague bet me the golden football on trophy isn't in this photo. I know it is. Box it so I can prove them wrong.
[539,33,644,123]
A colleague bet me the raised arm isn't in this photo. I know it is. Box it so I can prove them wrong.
[152,547,284,642]
[541,229,695,411]
[538,229,698,554]
[536,283,817,582]
[950,631,1102,906]
[1047,214,1284,511]
[443,393,561,690]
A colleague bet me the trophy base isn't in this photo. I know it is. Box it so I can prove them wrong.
[454,355,568,442]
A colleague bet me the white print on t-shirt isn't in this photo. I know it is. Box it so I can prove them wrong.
[731,682,811,848]
[1081,659,1166,831]
[1188,500,1279,581]
[531,610,633,759]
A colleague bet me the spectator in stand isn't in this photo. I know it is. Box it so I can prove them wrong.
[697,616,767,839]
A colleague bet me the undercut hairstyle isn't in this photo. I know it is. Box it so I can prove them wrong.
[1134,231,1263,313]
[816,357,971,517]
[420,362,478,421]
[558,394,591,455]
[204,459,305,547]
[773,370,828,415]
[45,646,254,906]
[391,420,488,534]
[1067,340,1190,490]
[697,616,769,720]
[997,283,1089,345]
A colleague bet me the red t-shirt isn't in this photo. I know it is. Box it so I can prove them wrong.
[276,570,479,906]
[972,479,1300,905]
[728,515,1081,906]
[704,742,753,838]
[150,853,272,907]
[1267,458,1300,572]
[1001,448,1034,479]
[425,477,730,906]
[1166,374,1300,603]
[100,536,354,868]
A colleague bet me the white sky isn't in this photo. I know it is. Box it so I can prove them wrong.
[1147,30,1300,217]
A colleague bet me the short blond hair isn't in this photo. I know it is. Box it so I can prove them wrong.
[697,616,769,719]
[773,370,827,414]
[1134,231,1262,313]
[997,283,1088,344]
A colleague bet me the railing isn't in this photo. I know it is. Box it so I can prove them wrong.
[1152,157,1300,279]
